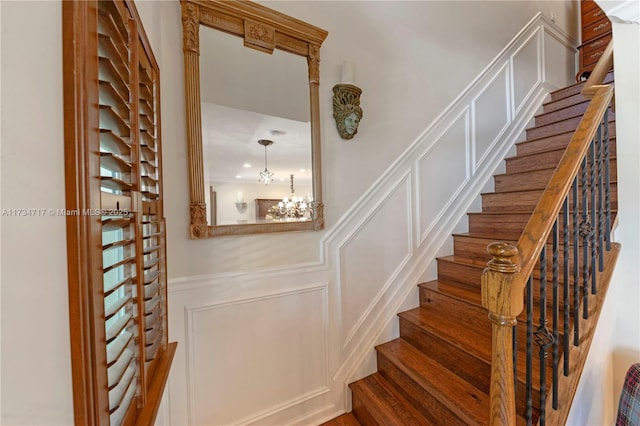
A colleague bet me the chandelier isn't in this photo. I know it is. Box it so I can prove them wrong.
[269,174,310,219]
[257,139,274,184]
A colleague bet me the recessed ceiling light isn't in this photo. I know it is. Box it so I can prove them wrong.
[299,168,306,172]
[235,175,242,179]
[243,163,251,168]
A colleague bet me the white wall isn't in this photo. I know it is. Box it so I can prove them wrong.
[567,20,640,426]
[0,1,73,424]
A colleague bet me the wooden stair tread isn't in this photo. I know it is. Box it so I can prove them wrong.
[494,166,556,178]
[350,373,433,425]
[376,339,496,425]
[453,231,517,241]
[437,254,489,268]
[398,307,557,395]
[418,280,582,328]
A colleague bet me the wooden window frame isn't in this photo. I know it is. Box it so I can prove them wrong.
[63,1,176,424]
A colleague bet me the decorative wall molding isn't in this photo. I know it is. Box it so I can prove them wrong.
[338,172,413,350]
[166,12,578,426]
[184,284,330,425]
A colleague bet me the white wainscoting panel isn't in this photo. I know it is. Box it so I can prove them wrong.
[512,28,543,116]
[473,65,510,170]
[338,175,412,349]
[543,28,578,88]
[186,286,329,425]
[417,110,470,239]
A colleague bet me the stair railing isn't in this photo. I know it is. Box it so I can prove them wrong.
[482,40,615,426]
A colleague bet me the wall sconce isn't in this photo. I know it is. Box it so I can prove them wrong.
[235,191,247,211]
[333,61,363,140]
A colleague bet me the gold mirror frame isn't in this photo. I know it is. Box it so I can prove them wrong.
[181,0,328,238]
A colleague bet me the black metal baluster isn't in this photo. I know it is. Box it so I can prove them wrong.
[526,275,534,425]
[563,196,570,375]
[573,176,580,346]
[552,221,559,409]
[580,156,589,320]
[597,122,605,272]
[590,139,598,295]
[604,108,612,250]
[538,246,548,425]
[535,245,555,425]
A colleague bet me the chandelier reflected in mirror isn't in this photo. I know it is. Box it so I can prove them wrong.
[257,139,274,184]
[268,174,311,220]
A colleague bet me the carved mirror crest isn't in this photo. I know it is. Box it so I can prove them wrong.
[181,0,328,238]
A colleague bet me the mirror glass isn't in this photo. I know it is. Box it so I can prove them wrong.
[200,26,313,226]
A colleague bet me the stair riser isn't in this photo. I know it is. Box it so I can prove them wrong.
[350,393,380,426]
[526,118,615,143]
[437,259,483,286]
[453,236,508,260]
[400,318,536,416]
[376,353,464,425]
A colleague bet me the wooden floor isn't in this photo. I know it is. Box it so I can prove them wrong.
[320,413,360,426]
[322,73,617,426]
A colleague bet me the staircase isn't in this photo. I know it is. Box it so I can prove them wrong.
[322,74,618,425]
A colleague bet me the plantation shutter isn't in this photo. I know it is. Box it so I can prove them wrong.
[64,1,175,424]
[99,2,139,422]
[135,29,169,387]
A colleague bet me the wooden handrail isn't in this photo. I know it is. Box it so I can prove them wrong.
[482,40,614,425]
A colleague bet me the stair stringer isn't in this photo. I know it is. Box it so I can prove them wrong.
[320,13,580,422]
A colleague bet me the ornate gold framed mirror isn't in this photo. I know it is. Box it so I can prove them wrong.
[181,0,328,238]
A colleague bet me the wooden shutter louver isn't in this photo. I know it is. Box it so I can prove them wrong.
[64,1,176,425]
